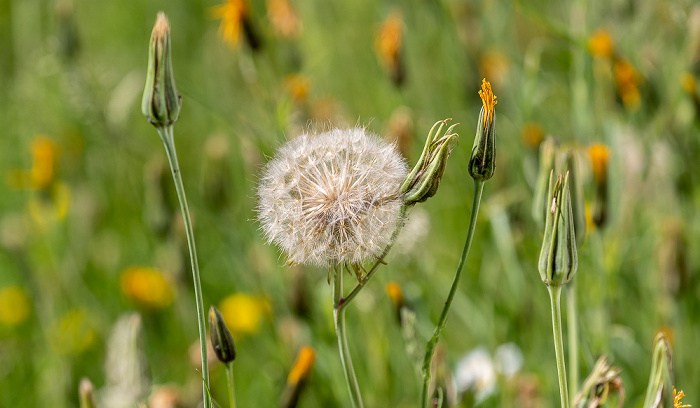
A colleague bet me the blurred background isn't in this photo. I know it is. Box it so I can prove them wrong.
[1,0,699,406]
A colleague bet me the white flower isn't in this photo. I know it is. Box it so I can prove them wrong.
[454,347,497,403]
[257,127,408,267]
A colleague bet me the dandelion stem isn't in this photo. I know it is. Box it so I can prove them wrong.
[157,125,211,408]
[339,205,408,312]
[548,285,570,408]
[420,180,484,408]
[333,267,364,408]
[225,363,237,408]
[567,282,579,398]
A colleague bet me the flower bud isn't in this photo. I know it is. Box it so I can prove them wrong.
[588,143,610,229]
[532,137,558,226]
[642,332,674,408]
[279,346,316,408]
[538,171,578,287]
[572,356,624,408]
[399,119,458,205]
[468,79,497,182]
[142,12,181,128]
[209,305,236,364]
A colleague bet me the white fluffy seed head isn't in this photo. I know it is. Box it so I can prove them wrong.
[257,127,409,267]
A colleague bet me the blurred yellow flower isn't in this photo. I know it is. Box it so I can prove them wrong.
[267,0,301,39]
[520,122,544,149]
[385,281,404,307]
[28,182,71,229]
[588,143,611,185]
[6,135,58,191]
[51,309,96,355]
[211,0,248,47]
[479,50,510,86]
[588,29,614,58]
[613,59,641,109]
[680,72,697,96]
[0,286,31,326]
[674,388,691,408]
[120,266,175,309]
[287,345,315,385]
[219,293,271,338]
[284,73,310,101]
[375,10,404,84]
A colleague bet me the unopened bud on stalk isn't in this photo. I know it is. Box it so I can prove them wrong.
[642,332,675,408]
[572,356,624,408]
[468,79,497,182]
[209,305,236,364]
[399,119,458,205]
[142,12,182,128]
[538,171,578,287]
[589,143,610,229]
[532,137,558,226]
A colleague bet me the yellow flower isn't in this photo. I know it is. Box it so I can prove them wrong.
[680,72,697,96]
[284,73,310,101]
[520,122,544,149]
[120,266,175,309]
[267,0,301,39]
[588,143,611,185]
[50,309,96,355]
[0,286,31,326]
[375,10,404,83]
[588,29,614,58]
[385,281,404,307]
[674,388,691,408]
[28,182,71,229]
[6,135,58,191]
[211,0,248,47]
[613,59,641,109]
[287,346,315,385]
[219,293,271,338]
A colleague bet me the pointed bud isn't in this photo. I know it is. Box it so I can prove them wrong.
[532,137,558,226]
[642,332,674,408]
[588,143,610,229]
[399,119,458,205]
[279,346,316,408]
[209,305,236,364]
[79,378,97,408]
[538,171,578,287]
[468,79,497,182]
[142,12,181,128]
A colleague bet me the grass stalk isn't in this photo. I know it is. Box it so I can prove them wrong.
[548,285,570,408]
[420,180,484,408]
[157,125,211,407]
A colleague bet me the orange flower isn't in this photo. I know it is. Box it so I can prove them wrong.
[375,10,404,84]
[287,346,315,385]
[267,0,301,39]
[284,73,310,101]
[385,281,404,307]
[211,0,248,47]
[588,143,611,185]
[674,388,691,408]
[120,266,175,308]
[613,59,641,109]
[520,122,544,149]
[588,29,614,58]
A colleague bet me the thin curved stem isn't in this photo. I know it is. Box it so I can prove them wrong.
[225,363,237,408]
[333,267,364,408]
[420,181,484,408]
[548,286,570,408]
[338,205,408,313]
[157,125,210,407]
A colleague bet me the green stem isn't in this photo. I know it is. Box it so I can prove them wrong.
[226,363,237,408]
[338,205,408,313]
[420,181,484,408]
[567,282,579,398]
[548,286,570,408]
[333,267,364,408]
[157,125,210,407]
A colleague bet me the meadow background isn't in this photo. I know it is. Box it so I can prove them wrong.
[0,0,699,406]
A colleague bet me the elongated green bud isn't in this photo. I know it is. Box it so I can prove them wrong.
[399,119,458,205]
[468,79,497,182]
[142,12,181,128]
[209,305,236,364]
[538,171,578,287]
[642,332,674,408]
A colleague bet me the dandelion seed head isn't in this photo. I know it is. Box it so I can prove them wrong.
[257,127,408,267]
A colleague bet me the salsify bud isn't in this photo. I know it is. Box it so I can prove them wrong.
[642,332,674,408]
[532,137,558,226]
[399,119,458,205]
[572,356,624,408]
[142,12,182,128]
[209,305,236,364]
[538,171,578,287]
[468,79,497,182]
